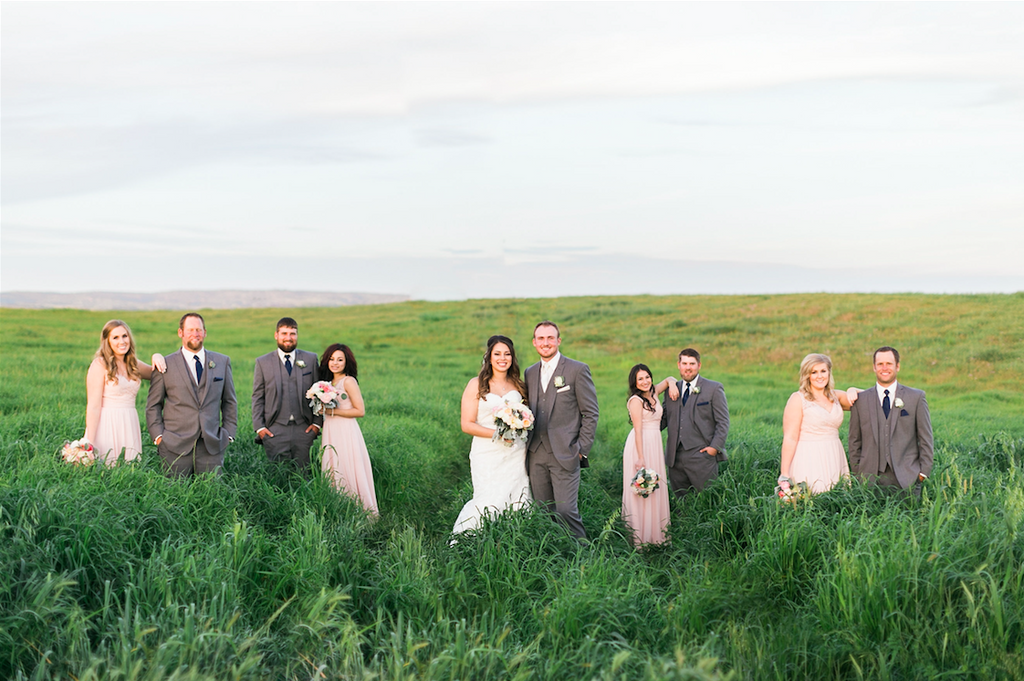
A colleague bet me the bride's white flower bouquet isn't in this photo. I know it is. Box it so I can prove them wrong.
[306,381,342,416]
[492,401,535,447]
[631,467,661,497]
[62,438,95,466]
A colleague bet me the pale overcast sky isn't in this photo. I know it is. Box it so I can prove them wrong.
[3,2,1022,300]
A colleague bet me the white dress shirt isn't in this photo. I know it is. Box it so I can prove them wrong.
[181,347,207,385]
[277,347,295,367]
[875,381,898,406]
[540,352,561,392]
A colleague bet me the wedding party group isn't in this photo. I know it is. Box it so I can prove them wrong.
[73,313,933,548]
[450,325,933,548]
[75,314,378,515]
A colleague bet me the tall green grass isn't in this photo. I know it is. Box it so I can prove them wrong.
[1,293,1022,679]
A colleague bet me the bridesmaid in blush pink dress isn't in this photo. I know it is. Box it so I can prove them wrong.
[85,320,165,465]
[621,364,675,547]
[779,353,861,495]
[318,343,378,515]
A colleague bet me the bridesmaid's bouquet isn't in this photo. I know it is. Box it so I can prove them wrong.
[306,381,342,416]
[492,401,535,447]
[631,467,661,498]
[775,476,810,503]
[62,438,95,466]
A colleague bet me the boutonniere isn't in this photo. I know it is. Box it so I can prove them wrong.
[691,385,701,395]
[893,397,904,410]
[553,376,565,388]
[208,360,216,369]
[296,360,306,368]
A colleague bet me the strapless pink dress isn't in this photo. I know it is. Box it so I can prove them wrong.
[94,375,143,464]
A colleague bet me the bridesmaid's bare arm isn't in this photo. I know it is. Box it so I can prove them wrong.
[627,395,647,469]
[779,393,804,481]
[137,354,167,381]
[835,387,862,411]
[328,376,366,419]
[84,359,106,443]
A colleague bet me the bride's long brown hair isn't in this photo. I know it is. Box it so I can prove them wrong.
[477,335,527,400]
[95,319,141,383]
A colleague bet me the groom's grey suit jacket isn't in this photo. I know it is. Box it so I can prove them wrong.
[146,350,237,456]
[525,355,600,471]
[661,376,729,465]
[251,349,321,433]
[848,384,933,489]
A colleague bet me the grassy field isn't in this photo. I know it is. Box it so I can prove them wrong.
[1,293,1022,680]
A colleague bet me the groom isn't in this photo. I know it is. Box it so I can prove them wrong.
[525,321,599,540]
[146,312,237,477]
[848,346,933,495]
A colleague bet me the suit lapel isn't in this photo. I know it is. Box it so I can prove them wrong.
[686,377,701,427]
[171,351,200,405]
[543,357,564,420]
[869,388,881,447]
[526,363,539,410]
[889,385,903,437]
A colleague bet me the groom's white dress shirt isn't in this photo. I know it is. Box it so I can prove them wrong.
[540,352,561,392]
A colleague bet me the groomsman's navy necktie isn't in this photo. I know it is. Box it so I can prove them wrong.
[882,389,891,418]
[682,382,691,406]
[194,355,203,384]
[284,354,293,376]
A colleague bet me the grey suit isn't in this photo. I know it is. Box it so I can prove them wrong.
[848,384,933,491]
[525,355,599,539]
[146,350,237,476]
[661,377,729,496]
[252,349,321,470]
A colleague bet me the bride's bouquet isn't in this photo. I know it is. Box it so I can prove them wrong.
[631,467,661,498]
[492,401,535,447]
[62,438,95,466]
[306,381,342,416]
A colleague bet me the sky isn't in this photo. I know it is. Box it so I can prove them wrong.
[2,2,1023,300]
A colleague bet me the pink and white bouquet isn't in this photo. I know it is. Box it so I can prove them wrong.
[492,401,535,447]
[775,477,810,503]
[62,438,95,466]
[631,467,661,497]
[305,381,342,416]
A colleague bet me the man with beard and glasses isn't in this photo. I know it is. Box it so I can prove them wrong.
[251,317,321,474]
[146,313,237,477]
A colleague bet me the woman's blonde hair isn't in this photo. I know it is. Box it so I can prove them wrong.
[799,353,835,402]
[95,319,141,383]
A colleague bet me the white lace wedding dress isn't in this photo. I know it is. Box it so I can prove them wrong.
[451,390,532,535]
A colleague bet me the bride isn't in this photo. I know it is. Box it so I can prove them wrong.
[451,335,532,535]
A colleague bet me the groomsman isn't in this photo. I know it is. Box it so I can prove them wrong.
[661,348,730,497]
[146,313,237,477]
[848,346,933,494]
[252,317,321,472]
[525,321,600,540]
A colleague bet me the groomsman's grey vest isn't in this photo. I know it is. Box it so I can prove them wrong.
[271,368,300,427]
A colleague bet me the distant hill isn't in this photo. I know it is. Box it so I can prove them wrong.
[0,290,409,311]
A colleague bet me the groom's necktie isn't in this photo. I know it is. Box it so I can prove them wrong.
[284,354,293,376]
[682,382,691,406]
[194,355,203,384]
[882,389,891,419]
